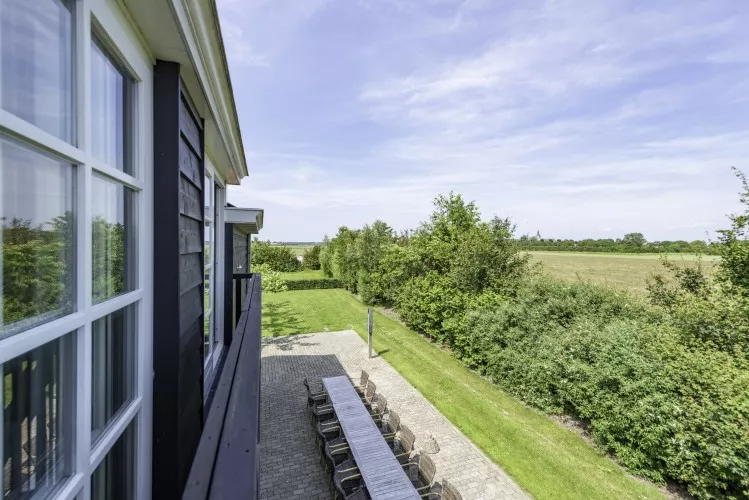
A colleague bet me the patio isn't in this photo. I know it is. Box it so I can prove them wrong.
[259,330,528,500]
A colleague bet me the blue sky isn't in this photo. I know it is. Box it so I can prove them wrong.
[219,0,749,242]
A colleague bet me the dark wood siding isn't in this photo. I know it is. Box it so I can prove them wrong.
[153,61,206,499]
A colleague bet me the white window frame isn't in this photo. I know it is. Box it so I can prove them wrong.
[0,0,153,498]
[203,156,225,391]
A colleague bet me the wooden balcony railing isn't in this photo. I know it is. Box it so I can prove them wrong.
[182,273,262,499]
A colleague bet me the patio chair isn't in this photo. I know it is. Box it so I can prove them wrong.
[333,469,365,500]
[380,410,400,443]
[310,397,335,425]
[361,381,377,409]
[304,377,328,407]
[353,370,369,395]
[394,424,417,464]
[439,480,463,500]
[349,488,371,500]
[369,393,387,423]
[410,454,438,496]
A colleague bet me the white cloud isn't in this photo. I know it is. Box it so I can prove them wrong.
[222,0,749,241]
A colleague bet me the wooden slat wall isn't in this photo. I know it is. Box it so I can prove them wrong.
[153,61,207,498]
[177,90,205,490]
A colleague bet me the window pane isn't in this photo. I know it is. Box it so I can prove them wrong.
[91,422,135,500]
[0,0,74,142]
[1,137,76,339]
[204,270,212,363]
[91,39,132,173]
[3,334,73,498]
[204,175,211,217]
[92,176,136,304]
[92,305,136,443]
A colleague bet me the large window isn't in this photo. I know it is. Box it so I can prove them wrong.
[1,137,76,339]
[203,166,224,387]
[2,335,75,499]
[0,1,152,498]
[1,0,74,142]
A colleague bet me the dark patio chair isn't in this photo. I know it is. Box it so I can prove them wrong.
[380,410,400,443]
[439,480,463,500]
[410,454,438,496]
[339,486,370,500]
[369,394,387,423]
[333,469,365,500]
[353,370,369,395]
[324,433,353,471]
[361,381,376,409]
[310,397,335,425]
[394,424,416,464]
[304,377,328,407]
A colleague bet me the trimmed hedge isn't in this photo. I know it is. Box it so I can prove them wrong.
[283,278,342,290]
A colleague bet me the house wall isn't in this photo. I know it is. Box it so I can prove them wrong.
[152,60,206,498]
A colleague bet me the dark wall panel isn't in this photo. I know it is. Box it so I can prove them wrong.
[179,254,202,294]
[152,60,206,499]
[179,140,201,186]
[180,97,201,154]
[179,177,202,221]
[179,285,202,332]
[179,215,202,255]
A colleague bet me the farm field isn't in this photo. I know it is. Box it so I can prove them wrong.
[272,244,313,257]
[528,251,718,294]
[262,289,664,500]
[279,269,325,281]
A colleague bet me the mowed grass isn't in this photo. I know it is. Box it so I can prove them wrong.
[263,289,664,500]
[529,251,718,295]
[279,269,326,281]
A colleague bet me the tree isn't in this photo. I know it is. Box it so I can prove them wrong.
[622,232,647,248]
[302,245,321,270]
[716,168,749,295]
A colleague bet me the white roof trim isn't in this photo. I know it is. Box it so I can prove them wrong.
[224,207,264,234]
[172,0,248,181]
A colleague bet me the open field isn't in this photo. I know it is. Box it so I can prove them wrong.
[529,251,718,294]
[279,269,325,281]
[263,289,664,500]
[272,244,314,257]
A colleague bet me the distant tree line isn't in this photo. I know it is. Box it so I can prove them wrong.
[516,231,718,254]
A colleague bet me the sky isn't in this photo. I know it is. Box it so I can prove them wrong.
[219,0,749,243]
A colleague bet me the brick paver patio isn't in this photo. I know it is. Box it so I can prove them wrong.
[259,330,529,500]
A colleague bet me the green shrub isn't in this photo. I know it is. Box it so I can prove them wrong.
[283,278,342,290]
[396,272,465,344]
[461,281,749,499]
[302,245,322,270]
[252,263,287,293]
[251,239,300,272]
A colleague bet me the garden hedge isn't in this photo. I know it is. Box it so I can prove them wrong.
[283,278,342,290]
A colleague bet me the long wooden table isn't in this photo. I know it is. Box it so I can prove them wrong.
[323,376,421,500]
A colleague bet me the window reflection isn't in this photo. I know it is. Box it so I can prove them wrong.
[91,423,135,500]
[0,0,74,142]
[91,39,132,173]
[1,137,76,339]
[92,305,136,443]
[3,334,73,498]
[92,176,136,303]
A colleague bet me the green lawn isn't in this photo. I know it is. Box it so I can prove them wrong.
[263,289,664,499]
[279,269,326,281]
